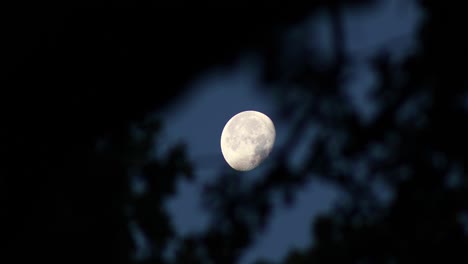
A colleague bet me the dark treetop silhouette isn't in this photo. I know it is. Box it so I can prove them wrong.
[3,2,468,264]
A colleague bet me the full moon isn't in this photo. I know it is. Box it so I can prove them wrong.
[220,110,276,171]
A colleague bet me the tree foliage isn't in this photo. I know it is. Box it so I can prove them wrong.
[4,2,468,263]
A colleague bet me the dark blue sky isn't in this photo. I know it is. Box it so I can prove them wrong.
[130,1,424,263]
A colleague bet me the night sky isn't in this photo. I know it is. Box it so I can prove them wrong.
[153,1,423,262]
[5,1,467,264]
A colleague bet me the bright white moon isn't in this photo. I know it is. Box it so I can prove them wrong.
[220,110,276,171]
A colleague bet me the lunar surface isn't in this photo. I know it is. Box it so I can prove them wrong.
[220,110,276,171]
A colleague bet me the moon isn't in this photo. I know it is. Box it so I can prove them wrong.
[220,110,276,171]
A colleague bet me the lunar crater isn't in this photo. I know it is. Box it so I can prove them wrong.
[220,110,275,171]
